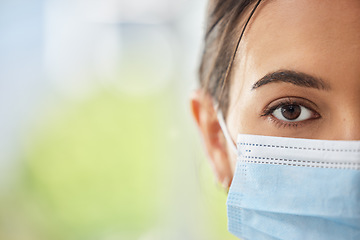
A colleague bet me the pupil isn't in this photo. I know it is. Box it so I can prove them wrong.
[281,105,301,120]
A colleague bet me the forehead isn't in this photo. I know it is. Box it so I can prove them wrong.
[235,0,360,90]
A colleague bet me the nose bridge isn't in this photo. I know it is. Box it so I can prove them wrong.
[335,109,360,140]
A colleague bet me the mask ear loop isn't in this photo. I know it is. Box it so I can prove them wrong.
[214,0,263,156]
[214,104,237,154]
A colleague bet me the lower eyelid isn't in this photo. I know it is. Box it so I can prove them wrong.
[267,115,302,128]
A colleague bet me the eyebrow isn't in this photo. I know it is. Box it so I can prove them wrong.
[251,70,331,90]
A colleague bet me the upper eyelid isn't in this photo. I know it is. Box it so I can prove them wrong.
[266,97,319,111]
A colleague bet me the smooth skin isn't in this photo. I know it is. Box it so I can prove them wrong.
[191,0,360,188]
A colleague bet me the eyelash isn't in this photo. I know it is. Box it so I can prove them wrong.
[260,98,320,128]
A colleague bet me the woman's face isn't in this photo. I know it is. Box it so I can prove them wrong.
[191,0,360,185]
[228,0,360,142]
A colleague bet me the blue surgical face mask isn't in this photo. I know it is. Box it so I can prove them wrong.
[217,112,360,240]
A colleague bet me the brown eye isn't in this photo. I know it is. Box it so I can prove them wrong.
[281,105,301,120]
[272,104,313,122]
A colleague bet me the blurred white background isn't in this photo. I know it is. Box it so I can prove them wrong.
[0,0,236,239]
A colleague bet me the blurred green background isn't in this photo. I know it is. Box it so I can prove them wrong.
[0,0,237,239]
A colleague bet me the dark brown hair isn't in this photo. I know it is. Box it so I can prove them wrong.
[199,0,262,115]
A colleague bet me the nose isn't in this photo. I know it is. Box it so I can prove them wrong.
[342,120,360,140]
[332,114,360,140]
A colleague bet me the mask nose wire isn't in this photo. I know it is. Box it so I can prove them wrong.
[215,107,238,154]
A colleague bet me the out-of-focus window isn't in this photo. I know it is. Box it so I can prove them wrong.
[0,0,236,239]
